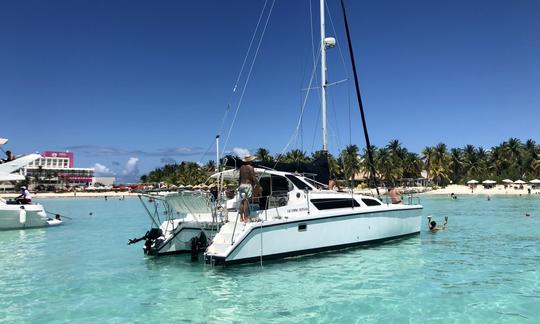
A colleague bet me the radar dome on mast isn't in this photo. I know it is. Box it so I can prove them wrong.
[324,37,336,48]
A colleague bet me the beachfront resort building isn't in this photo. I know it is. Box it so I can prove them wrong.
[22,151,111,190]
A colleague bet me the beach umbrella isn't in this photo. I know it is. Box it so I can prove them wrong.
[529,179,540,184]
[482,180,496,184]
[514,180,526,184]
[502,179,513,183]
[467,180,479,184]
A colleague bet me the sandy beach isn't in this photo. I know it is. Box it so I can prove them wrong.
[1,184,538,200]
[424,184,539,196]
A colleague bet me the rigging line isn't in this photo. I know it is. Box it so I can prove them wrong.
[325,0,350,81]
[309,0,317,70]
[329,88,343,152]
[325,0,352,145]
[273,48,321,169]
[221,0,277,158]
[197,138,217,165]
[310,106,321,153]
[325,0,352,147]
[218,0,269,137]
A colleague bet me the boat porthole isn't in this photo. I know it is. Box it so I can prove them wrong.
[298,224,307,232]
[296,192,301,198]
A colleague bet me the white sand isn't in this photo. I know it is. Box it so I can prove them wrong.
[423,184,538,196]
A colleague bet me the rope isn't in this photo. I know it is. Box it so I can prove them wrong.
[221,0,277,158]
[216,0,270,138]
[273,48,322,169]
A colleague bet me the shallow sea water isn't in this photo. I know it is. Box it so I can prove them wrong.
[1,195,539,323]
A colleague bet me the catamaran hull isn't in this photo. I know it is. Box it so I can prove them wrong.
[205,208,421,265]
[146,224,219,256]
[0,206,49,230]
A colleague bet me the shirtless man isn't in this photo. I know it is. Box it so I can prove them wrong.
[238,155,257,222]
[388,186,403,204]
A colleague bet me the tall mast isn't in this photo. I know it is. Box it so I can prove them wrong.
[320,0,328,152]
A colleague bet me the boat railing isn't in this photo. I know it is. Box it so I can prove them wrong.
[407,194,421,205]
[230,190,289,245]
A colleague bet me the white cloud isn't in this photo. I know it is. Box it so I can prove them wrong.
[122,157,139,176]
[232,147,250,158]
[93,163,115,176]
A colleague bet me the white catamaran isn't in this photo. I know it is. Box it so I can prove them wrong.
[203,0,423,265]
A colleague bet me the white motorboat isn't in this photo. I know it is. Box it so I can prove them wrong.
[129,190,222,257]
[203,0,423,265]
[204,169,421,265]
[0,140,62,230]
[0,198,60,230]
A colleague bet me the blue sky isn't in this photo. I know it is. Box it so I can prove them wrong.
[1,0,539,182]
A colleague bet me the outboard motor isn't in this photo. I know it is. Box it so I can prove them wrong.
[128,228,163,255]
[190,232,208,261]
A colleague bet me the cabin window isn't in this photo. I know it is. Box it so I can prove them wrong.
[271,175,290,192]
[298,224,307,231]
[285,175,313,191]
[310,198,360,210]
[361,198,382,206]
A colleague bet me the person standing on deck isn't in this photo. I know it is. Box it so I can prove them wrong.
[238,155,257,222]
[388,185,403,204]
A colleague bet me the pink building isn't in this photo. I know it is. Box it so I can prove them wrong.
[25,151,94,188]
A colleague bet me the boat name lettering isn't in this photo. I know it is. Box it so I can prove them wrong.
[286,207,308,213]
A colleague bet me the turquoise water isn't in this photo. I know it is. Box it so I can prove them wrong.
[1,195,539,323]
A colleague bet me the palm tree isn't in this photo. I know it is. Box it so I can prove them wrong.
[386,139,406,180]
[375,148,401,185]
[523,139,539,178]
[340,145,361,187]
[502,137,524,179]
[449,148,463,183]
[421,146,435,183]
[205,160,216,172]
[462,145,483,180]
[255,147,273,162]
[402,152,423,180]
[284,149,309,164]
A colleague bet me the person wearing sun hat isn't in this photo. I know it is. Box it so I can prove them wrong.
[238,154,257,222]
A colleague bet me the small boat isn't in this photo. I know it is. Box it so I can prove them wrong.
[129,190,222,256]
[0,141,61,230]
[0,199,61,230]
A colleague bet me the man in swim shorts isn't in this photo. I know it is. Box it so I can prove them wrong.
[238,155,257,222]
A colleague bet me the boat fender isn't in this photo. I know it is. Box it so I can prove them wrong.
[19,206,27,224]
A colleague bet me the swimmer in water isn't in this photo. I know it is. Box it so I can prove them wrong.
[427,215,448,232]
